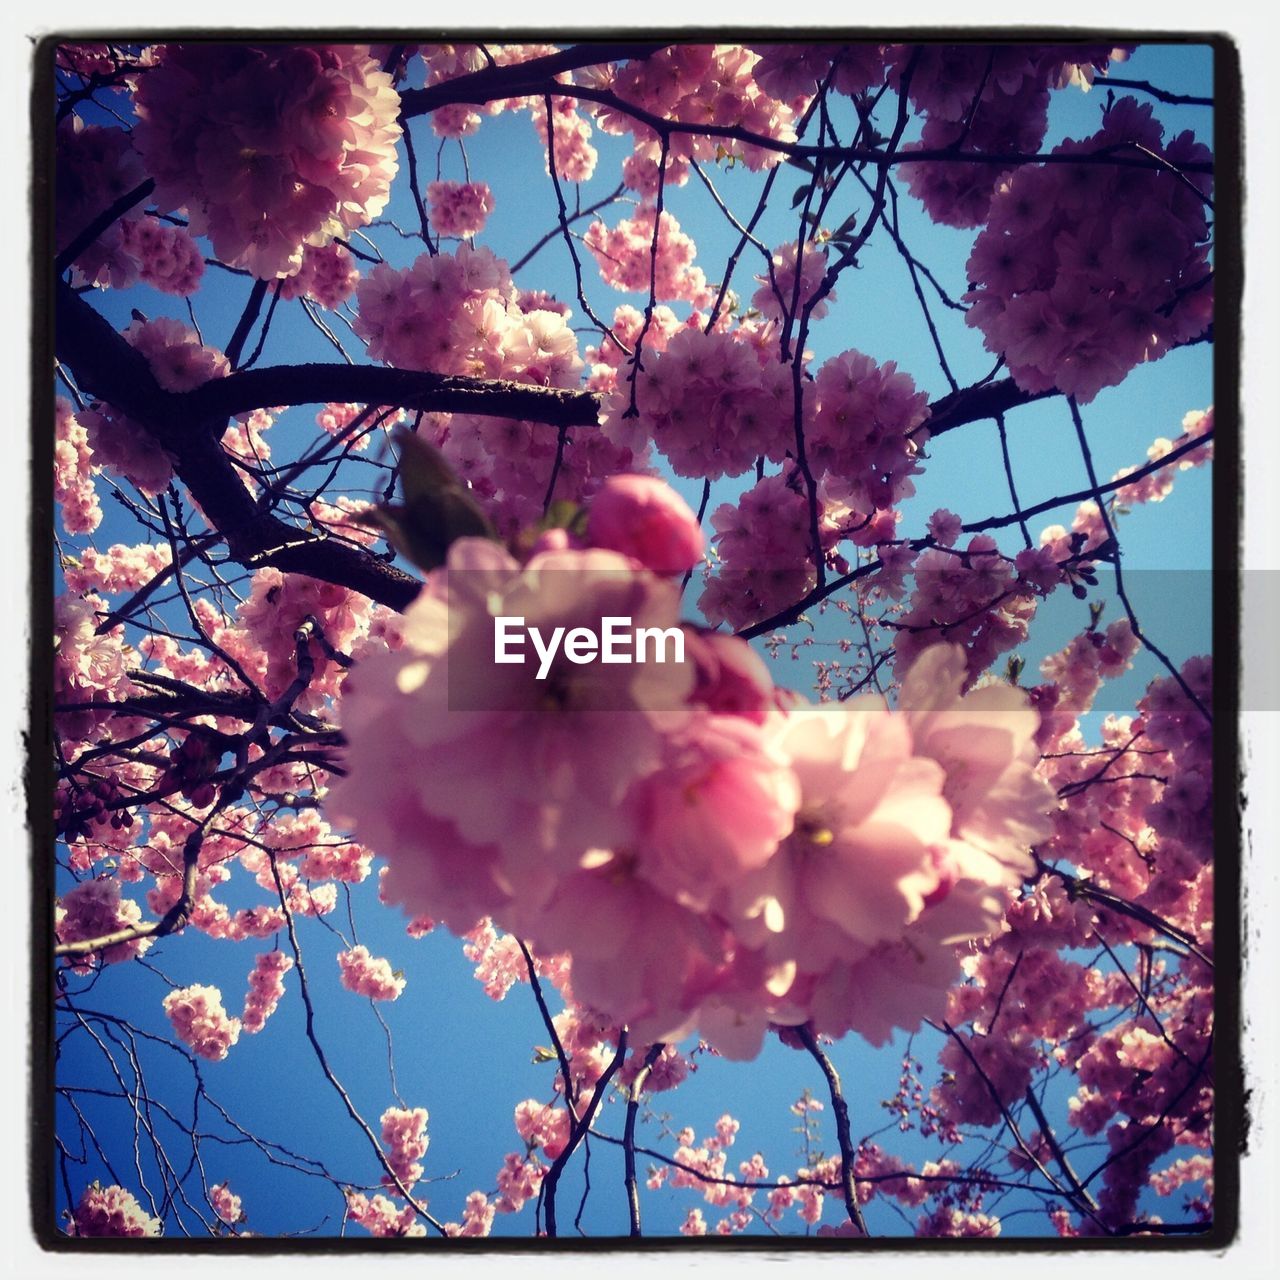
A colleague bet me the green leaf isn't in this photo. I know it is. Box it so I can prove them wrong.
[358,428,499,572]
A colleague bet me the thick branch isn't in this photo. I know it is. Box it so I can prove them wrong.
[56,284,600,611]
[57,281,601,430]
[923,377,1055,438]
[398,43,666,118]
[795,1025,870,1237]
[417,75,1214,180]
[54,815,207,958]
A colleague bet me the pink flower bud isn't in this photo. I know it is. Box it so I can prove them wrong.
[586,475,704,575]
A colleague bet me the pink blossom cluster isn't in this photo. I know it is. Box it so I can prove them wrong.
[697,471,845,631]
[1113,407,1214,507]
[63,161,205,292]
[462,920,530,1001]
[345,1191,425,1237]
[965,97,1212,402]
[415,43,559,139]
[63,541,172,597]
[896,44,1128,229]
[162,984,243,1061]
[79,317,231,496]
[211,1183,243,1226]
[54,594,137,750]
[354,247,649,532]
[609,326,792,479]
[117,216,205,295]
[241,950,293,1033]
[652,1116,1003,1233]
[56,876,151,971]
[584,302,690,400]
[54,118,145,287]
[333,476,1053,1055]
[892,536,1040,684]
[494,1153,546,1214]
[444,1191,497,1237]
[221,408,274,477]
[752,240,832,324]
[67,1182,162,1237]
[338,945,406,1001]
[133,44,402,278]
[354,246,580,385]
[380,1106,430,1189]
[929,641,1214,1231]
[514,1099,571,1159]
[807,349,931,512]
[54,397,102,535]
[584,207,714,308]
[531,95,598,182]
[437,405,642,538]
[56,42,139,79]
[749,44,890,102]
[228,567,372,708]
[582,46,800,174]
[426,181,495,238]
[314,402,398,452]
[276,241,361,308]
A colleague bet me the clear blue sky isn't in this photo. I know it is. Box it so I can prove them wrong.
[55,40,1214,1239]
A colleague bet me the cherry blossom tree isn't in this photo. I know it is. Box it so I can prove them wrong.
[45,37,1225,1243]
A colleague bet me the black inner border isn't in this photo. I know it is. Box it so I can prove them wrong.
[27,27,1245,1254]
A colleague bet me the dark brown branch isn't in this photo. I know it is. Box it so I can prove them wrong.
[398,43,667,118]
[54,812,210,958]
[1099,77,1213,107]
[55,178,156,276]
[623,1043,664,1236]
[56,282,601,611]
[795,1025,870,1237]
[422,77,1214,180]
[543,1029,627,1238]
[923,377,1055,439]
[57,280,601,431]
[182,362,601,428]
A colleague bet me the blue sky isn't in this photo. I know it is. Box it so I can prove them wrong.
[54,40,1215,1240]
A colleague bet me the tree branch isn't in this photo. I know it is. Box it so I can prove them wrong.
[795,1024,870,1237]
[56,283,603,611]
[397,43,667,119]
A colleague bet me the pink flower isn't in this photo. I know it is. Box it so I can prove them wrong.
[736,706,954,962]
[752,240,831,323]
[585,206,713,308]
[134,44,402,278]
[627,714,799,912]
[927,508,963,547]
[380,1106,429,1189]
[241,950,293,1033]
[514,1099,571,1159]
[338,945,406,1001]
[54,397,101,535]
[162,984,242,1061]
[586,473,704,574]
[333,537,696,904]
[68,1183,161,1237]
[427,180,495,238]
[211,1183,243,1226]
[57,877,151,972]
[345,1192,425,1237]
